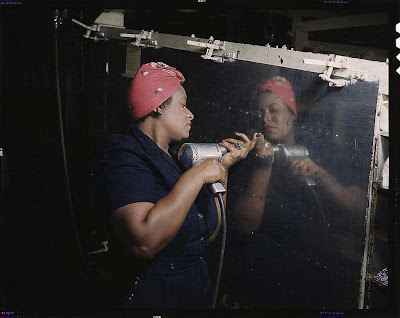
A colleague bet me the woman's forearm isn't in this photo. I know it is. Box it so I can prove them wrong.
[233,167,272,232]
[290,157,365,214]
[318,171,365,213]
[143,167,205,246]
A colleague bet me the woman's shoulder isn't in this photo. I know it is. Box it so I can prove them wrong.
[104,133,143,155]
[103,133,148,169]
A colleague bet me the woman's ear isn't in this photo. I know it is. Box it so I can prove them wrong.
[286,111,297,126]
[154,106,163,115]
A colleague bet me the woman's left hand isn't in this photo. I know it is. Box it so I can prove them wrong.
[219,132,257,170]
[290,157,327,184]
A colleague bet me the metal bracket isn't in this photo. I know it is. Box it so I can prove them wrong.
[88,241,109,255]
[72,18,105,41]
[120,30,158,48]
[187,36,235,63]
[72,11,125,41]
[303,56,350,87]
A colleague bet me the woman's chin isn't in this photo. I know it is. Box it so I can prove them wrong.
[264,133,279,144]
[177,133,190,142]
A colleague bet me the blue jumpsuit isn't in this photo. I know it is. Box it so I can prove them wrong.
[103,125,219,309]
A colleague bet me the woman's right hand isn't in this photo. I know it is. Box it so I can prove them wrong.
[194,158,226,185]
[254,133,275,168]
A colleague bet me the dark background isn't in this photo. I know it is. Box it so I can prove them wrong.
[0,0,398,316]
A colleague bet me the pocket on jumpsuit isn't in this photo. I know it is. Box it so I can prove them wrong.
[125,275,169,309]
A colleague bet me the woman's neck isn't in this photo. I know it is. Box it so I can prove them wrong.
[284,133,296,145]
[272,133,296,145]
[137,121,171,154]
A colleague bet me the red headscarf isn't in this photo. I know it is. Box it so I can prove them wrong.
[127,62,185,120]
[253,76,297,115]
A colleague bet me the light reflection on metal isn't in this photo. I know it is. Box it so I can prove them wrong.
[372,268,388,288]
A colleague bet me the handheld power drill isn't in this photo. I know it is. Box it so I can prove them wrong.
[271,144,309,162]
[270,144,316,187]
[178,143,228,195]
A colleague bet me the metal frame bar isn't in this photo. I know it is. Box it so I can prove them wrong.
[359,92,388,308]
[96,26,388,95]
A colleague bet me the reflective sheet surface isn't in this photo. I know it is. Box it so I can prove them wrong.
[141,48,378,309]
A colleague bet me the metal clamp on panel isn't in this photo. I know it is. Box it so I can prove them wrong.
[73,11,127,41]
[72,18,104,41]
[303,56,350,87]
[120,30,158,48]
[187,36,236,63]
[88,241,109,255]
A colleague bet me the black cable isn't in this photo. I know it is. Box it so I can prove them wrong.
[212,192,227,309]
[54,11,86,274]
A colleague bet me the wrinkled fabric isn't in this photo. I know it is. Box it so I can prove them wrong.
[127,62,185,120]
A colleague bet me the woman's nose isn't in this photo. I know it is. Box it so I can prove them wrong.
[187,109,194,120]
[264,112,277,122]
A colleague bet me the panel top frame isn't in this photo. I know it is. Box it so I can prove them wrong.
[98,25,388,95]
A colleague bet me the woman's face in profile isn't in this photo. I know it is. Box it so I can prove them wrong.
[160,85,194,142]
[256,91,297,144]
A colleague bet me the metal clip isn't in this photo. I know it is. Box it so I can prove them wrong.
[223,50,239,60]
[72,18,104,41]
[83,29,104,41]
[303,56,349,87]
[119,30,156,47]
[88,241,109,255]
[187,36,227,63]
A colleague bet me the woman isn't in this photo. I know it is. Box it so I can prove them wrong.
[235,76,364,232]
[229,76,365,308]
[103,62,256,309]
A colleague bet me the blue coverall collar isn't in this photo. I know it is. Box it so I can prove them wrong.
[131,124,163,155]
[131,124,183,173]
